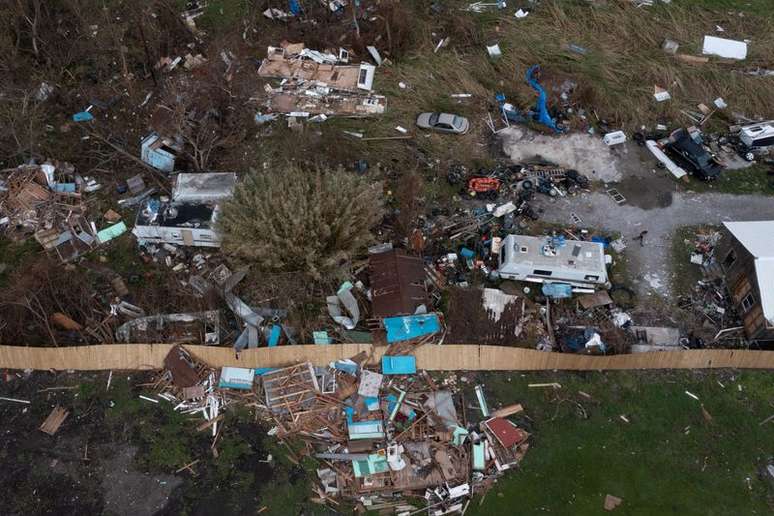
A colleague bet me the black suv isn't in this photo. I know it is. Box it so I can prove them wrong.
[665,128,723,180]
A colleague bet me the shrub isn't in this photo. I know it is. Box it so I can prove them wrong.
[219,163,384,279]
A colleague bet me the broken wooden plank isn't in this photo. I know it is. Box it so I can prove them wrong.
[528,382,561,389]
[196,414,225,432]
[489,403,524,419]
[175,459,201,474]
[40,406,70,435]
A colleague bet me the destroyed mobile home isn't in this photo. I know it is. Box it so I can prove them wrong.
[132,172,236,248]
[0,162,126,262]
[258,43,386,117]
[148,346,530,514]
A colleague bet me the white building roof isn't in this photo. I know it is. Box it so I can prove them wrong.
[723,221,774,325]
[502,234,605,269]
[172,173,237,203]
[755,261,774,326]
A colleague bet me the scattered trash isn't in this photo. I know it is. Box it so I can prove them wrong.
[685,391,700,401]
[653,86,671,102]
[662,39,679,55]
[702,36,747,60]
[603,131,627,146]
[0,397,31,404]
[604,494,623,511]
[72,111,94,122]
[486,44,502,59]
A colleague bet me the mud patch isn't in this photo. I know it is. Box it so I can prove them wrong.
[500,126,623,182]
[102,446,182,516]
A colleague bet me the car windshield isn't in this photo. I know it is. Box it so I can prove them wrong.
[453,116,464,128]
[429,114,440,126]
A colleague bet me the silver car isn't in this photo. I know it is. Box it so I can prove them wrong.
[416,112,470,134]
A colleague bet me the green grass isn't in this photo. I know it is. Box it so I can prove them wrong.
[686,165,774,196]
[471,370,774,515]
[195,0,251,33]
[100,233,145,276]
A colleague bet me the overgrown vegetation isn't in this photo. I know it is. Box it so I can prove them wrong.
[219,162,385,279]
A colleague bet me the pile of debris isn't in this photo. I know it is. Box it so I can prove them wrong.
[145,345,531,514]
[447,161,590,206]
[257,43,386,120]
[676,227,740,339]
[0,162,125,262]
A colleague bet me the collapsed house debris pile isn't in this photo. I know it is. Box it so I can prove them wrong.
[257,42,385,119]
[144,345,531,514]
[0,162,125,262]
[676,227,742,342]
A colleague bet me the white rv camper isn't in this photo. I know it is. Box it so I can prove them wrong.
[739,120,774,158]
[497,234,609,289]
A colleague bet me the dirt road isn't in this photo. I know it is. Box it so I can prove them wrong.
[533,191,774,296]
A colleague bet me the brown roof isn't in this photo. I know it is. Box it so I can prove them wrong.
[369,249,428,318]
[485,417,527,448]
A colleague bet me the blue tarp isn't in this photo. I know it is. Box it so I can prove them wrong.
[525,65,564,133]
[73,111,94,122]
[541,283,573,299]
[381,355,417,375]
[267,325,281,347]
[384,314,441,343]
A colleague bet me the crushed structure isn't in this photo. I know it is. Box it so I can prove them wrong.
[258,43,386,116]
[141,132,182,173]
[115,311,220,345]
[145,346,531,514]
[132,172,236,248]
[369,249,430,318]
[0,162,125,262]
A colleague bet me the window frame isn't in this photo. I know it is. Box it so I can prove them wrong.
[741,292,755,312]
[722,249,736,269]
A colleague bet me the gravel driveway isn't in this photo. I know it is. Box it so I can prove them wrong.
[533,191,774,296]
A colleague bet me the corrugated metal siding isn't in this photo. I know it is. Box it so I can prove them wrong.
[369,250,428,318]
